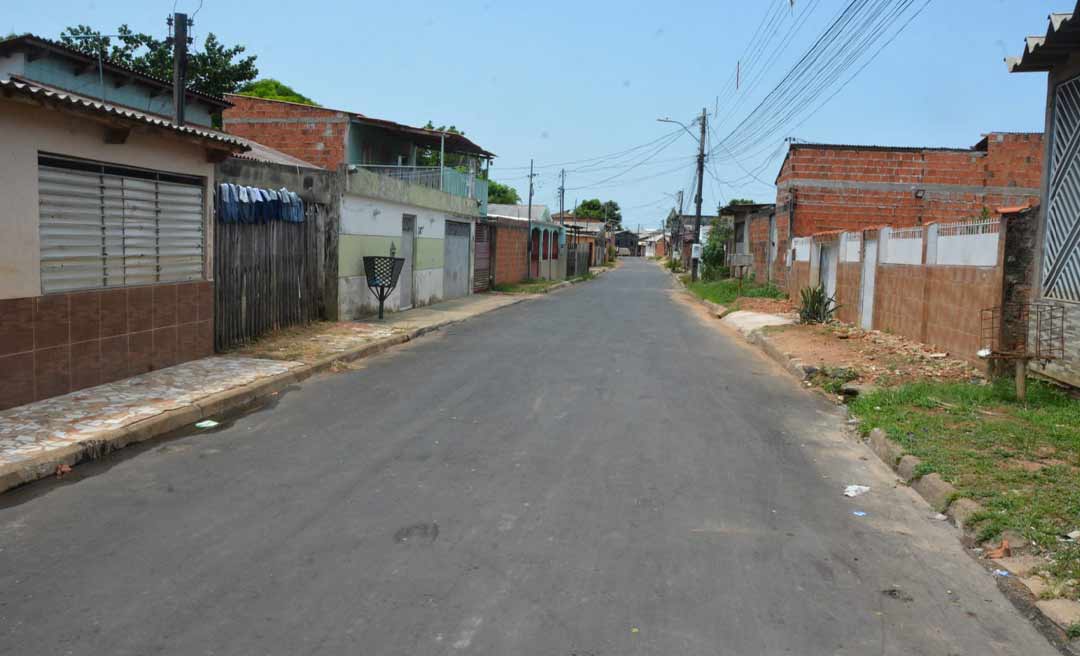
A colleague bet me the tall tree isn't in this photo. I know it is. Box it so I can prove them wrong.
[487,180,520,205]
[59,24,258,99]
[601,200,622,227]
[575,199,604,219]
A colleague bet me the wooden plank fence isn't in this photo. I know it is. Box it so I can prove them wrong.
[214,204,325,351]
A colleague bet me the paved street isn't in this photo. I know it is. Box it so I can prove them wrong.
[0,259,1056,655]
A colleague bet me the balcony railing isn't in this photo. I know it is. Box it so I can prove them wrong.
[358,165,488,214]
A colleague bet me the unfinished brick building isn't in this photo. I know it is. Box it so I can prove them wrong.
[764,133,1043,282]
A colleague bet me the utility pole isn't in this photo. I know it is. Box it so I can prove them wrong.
[558,168,566,224]
[525,159,537,280]
[168,12,190,127]
[691,107,707,282]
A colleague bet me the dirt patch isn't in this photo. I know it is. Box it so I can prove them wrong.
[765,322,982,387]
[231,321,403,363]
[734,297,796,314]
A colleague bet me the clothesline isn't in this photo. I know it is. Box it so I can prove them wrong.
[216,183,305,224]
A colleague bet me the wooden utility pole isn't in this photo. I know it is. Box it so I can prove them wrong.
[691,107,707,282]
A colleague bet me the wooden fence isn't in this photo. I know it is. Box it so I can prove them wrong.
[214,204,326,351]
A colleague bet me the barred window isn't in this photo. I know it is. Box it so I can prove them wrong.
[38,155,205,294]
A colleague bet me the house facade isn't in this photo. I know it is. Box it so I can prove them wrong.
[222,95,495,319]
[0,36,244,410]
[486,204,566,283]
[1008,4,1080,387]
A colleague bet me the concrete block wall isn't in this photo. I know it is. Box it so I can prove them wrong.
[748,215,771,282]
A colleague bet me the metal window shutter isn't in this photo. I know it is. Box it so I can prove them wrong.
[121,177,160,286]
[38,165,106,293]
[156,180,204,282]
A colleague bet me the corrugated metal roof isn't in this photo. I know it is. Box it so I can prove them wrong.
[0,78,247,150]
[1008,5,1080,73]
[0,34,230,106]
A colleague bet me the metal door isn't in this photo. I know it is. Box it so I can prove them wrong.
[474,223,491,292]
[1045,74,1080,301]
[860,238,877,330]
[443,220,471,300]
[819,243,838,299]
[400,215,415,309]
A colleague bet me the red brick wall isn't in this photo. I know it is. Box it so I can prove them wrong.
[835,262,862,325]
[494,221,528,285]
[748,215,771,281]
[222,95,350,170]
[774,133,1043,237]
[0,282,214,411]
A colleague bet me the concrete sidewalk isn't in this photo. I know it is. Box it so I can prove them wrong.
[0,292,527,494]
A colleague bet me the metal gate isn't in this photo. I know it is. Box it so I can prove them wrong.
[473,223,491,292]
[443,220,471,300]
[1045,74,1080,301]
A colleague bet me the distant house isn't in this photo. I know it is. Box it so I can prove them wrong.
[0,35,246,410]
[613,230,638,255]
[1007,4,1080,387]
[222,95,495,318]
[719,203,776,281]
[667,212,719,269]
[485,204,565,282]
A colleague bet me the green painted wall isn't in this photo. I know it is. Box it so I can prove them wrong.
[339,234,400,277]
[415,237,443,271]
[338,234,445,277]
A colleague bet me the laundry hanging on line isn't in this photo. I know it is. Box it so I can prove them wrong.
[216,183,305,224]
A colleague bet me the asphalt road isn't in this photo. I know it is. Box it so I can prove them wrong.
[0,259,1056,655]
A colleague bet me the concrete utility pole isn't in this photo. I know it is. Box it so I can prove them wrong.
[692,107,707,282]
[169,12,189,127]
[525,159,537,280]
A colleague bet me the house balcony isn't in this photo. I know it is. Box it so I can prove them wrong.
[353,165,489,216]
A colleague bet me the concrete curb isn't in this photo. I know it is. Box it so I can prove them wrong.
[0,295,530,496]
[669,267,1080,651]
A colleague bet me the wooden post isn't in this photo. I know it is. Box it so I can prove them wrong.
[1015,359,1028,403]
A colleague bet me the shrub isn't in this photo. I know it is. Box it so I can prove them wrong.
[798,285,839,324]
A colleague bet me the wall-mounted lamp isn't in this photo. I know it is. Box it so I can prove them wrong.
[914,189,926,199]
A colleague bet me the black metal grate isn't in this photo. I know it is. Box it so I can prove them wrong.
[363,256,405,289]
[980,303,1066,361]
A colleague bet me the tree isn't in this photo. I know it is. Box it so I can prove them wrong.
[701,217,733,281]
[237,78,317,105]
[487,180,520,205]
[730,198,755,205]
[575,199,604,219]
[417,122,469,168]
[601,200,622,228]
[59,25,258,99]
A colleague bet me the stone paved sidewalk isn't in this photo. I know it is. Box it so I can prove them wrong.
[0,291,532,492]
[0,357,302,469]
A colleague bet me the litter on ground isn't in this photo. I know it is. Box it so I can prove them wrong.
[852,511,867,517]
[844,485,870,498]
[195,420,220,429]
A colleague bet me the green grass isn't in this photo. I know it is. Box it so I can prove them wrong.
[685,278,786,306]
[851,379,1080,595]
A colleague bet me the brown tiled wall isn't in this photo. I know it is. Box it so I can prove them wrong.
[0,282,213,411]
[493,220,529,285]
[835,262,862,325]
[787,261,811,298]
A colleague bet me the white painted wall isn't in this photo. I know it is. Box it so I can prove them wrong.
[841,232,862,262]
[342,194,449,239]
[881,228,923,265]
[0,99,214,300]
[935,233,999,267]
[793,237,811,262]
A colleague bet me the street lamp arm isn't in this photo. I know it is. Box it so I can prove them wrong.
[657,117,699,141]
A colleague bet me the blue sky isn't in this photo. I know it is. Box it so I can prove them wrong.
[5,0,1061,229]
